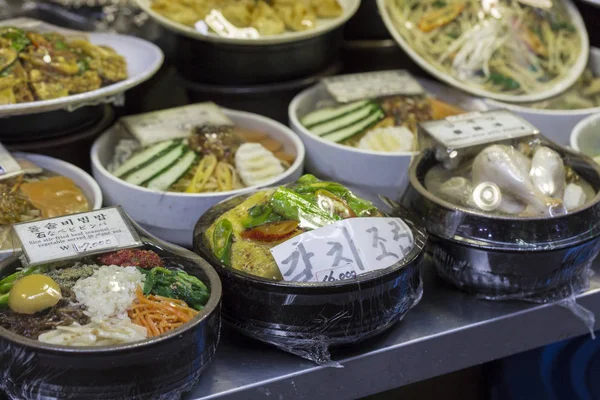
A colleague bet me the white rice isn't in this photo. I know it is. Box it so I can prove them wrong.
[72,265,145,319]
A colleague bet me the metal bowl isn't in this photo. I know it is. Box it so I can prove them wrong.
[401,139,600,301]
[193,190,425,364]
[0,222,222,400]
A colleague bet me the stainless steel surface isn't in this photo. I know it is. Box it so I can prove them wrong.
[186,260,600,400]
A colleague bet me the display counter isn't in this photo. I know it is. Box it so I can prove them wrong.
[187,260,600,399]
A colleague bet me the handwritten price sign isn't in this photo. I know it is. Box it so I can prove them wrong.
[12,206,142,266]
[270,218,414,283]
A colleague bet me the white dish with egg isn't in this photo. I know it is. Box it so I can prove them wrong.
[91,107,305,248]
[288,78,488,198]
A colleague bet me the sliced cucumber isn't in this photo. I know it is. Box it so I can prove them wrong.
[310,103,380,137]
[322,110,385,143]
[301,100,370,128]
[114,140,179,178]
[124,144,185,186]
[146,150,198,191]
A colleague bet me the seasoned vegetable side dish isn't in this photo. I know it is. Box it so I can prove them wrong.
[0,159,89,250]
[525,68,600,110]
[0,27,127,104]
[205,174,382,280]
[151,0,343,36]
[0,249,210,345]
[301,95,464,152]
[425,137,596,217]
[109,124,294,193]
[152,0,343,35]
[385,0,582,96]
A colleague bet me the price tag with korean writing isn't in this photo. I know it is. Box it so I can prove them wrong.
[420,109,539,149]
[323,70,424,103]
[12,206,142,266]
[121,102,234,147]
[270,218,414,283]
[0,143,23,182]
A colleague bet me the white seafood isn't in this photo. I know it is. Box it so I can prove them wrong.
[472,145,566,216]
[497,193,527,215]
[358,126,414,152]
[235,143,284,187]
[438,177,478,208]
[563,183,587,210]
[530,146,566,198]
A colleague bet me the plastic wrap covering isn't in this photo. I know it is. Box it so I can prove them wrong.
[380,0,588,102]
[0,220,222,400]
[193,182,426,366]
[401,112,600,333]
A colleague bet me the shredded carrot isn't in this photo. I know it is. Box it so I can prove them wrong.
[128,287,198,337]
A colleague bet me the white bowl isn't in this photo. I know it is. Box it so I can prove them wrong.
[0,152,103,260]
[135,0,360,45]
[91,108,305,248]
[288,78,488,199]
[485,48,600,146]
[377,0,589,103]
[570,113,600,159]
[0,18,164,117]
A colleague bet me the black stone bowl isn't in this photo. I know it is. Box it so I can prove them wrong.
[401,139,600,301]
[193,190,425,364]
[0,223,222,400]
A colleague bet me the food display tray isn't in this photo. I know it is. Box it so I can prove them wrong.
[184,259,600,400]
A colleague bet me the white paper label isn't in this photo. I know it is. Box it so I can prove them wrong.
[420,110,539,149]
[121,103,233,147]
[0,143,23,181]
[270,217,414,283]
[323,70,425,103]
[12,207,142,266]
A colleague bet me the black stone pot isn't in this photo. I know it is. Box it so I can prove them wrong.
[175,28,343,86]
[193,190,425,364]
[0,221,222,400]
[401,139,600,301]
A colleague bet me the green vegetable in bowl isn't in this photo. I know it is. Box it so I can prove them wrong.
[140,267,210,311]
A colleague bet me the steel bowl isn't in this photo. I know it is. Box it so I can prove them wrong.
[0,222,222,400]
[193,190,425,364]
[401,139,600,301]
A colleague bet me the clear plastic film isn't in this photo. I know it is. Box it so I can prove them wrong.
[381,0,588,101]
[402,110,600,332]
[0,215,221,400]
[194,175,426,366]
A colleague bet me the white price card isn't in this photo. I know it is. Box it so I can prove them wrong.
[0,143,23,181]
[323,70,425,103]
[12,206,142,266]
[420,110,539,149]
[121,102,233,147]
[270,218,414,283]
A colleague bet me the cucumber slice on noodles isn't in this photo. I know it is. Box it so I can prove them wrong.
[114,139,179,178]
[301,100,370,128]
[310,103,380,136]
[125,144,185,186]
[146,150,198,191]
[322,110,385,143]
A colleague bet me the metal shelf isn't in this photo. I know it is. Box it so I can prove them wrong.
[187,262,600,400]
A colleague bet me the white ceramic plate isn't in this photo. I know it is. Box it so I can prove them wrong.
[91,107,305,247]
[288,78,488,198]
[0,18,164,117]
[135,0,360,45]
[377,0,589,103]
[485,48,600,145]
[0,152,103,260]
